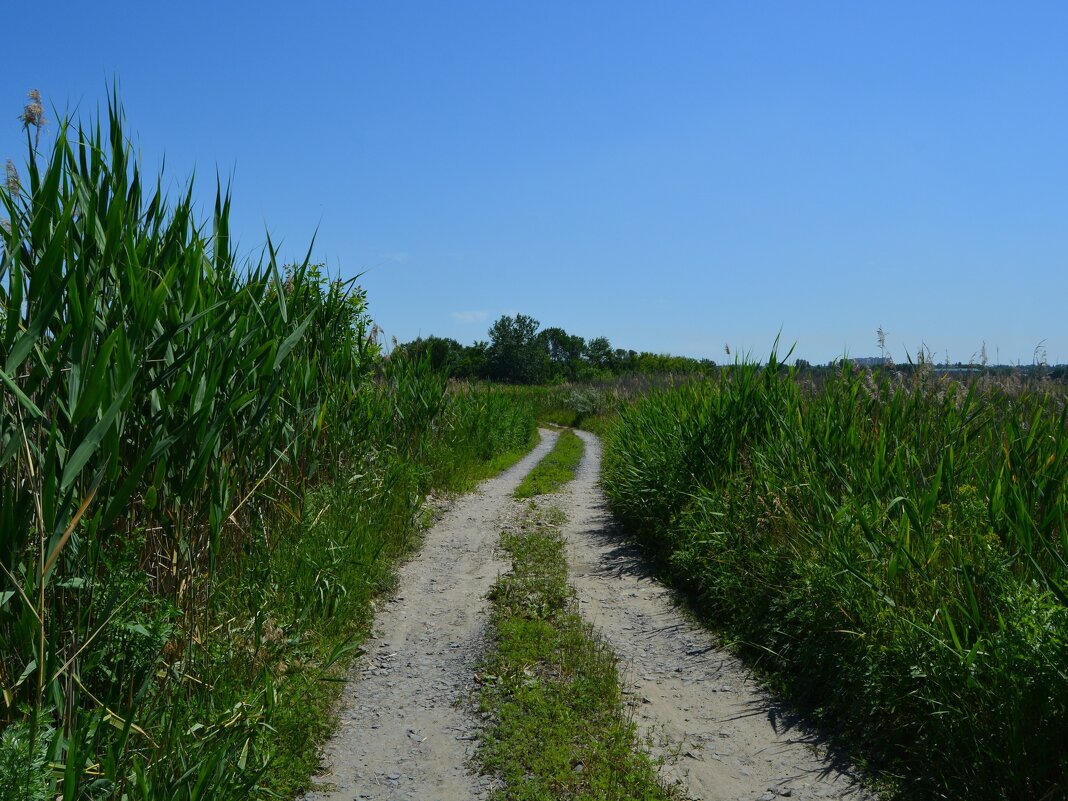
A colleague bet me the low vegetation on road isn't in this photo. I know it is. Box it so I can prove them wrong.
[478,503,673,801]
[514,429,585,498]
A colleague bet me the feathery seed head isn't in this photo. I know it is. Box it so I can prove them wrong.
[18,88,47,146]
[5,160,20,194]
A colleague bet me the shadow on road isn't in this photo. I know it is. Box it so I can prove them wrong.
[573,495,878,795]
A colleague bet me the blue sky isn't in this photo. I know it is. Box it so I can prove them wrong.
[4,2,1066,364]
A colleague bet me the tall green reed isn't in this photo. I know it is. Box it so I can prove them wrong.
[603,360,1067,799]
[0,96,536,798]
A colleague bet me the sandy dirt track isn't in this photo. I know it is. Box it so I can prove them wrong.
[304,428,877,801]
[563,430,875,801]
[304,429,560,801]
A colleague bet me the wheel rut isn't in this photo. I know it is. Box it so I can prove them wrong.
[303,429,559,801]
[559,430,877,801]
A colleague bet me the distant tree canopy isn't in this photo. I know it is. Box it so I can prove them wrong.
[487,313,549,384]
[395,314,716,383]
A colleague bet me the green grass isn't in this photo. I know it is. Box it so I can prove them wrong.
[514,429,585,498]
[601,357,1068,800]
[477,503,674,801]
[536,407,583,428]
[188,386,538,798]
[448,428,540,493]
[479,435,540,480]
[211,485,414,796]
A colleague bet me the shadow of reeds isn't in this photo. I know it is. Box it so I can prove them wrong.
[572,492,878,794]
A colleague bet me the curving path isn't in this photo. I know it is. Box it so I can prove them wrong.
[304,427,877,801]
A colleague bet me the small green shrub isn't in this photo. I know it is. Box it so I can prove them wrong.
[0,720,52,801]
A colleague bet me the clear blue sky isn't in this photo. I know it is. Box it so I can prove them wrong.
[4,2,1066,365]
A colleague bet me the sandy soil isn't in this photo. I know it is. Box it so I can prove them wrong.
[304,427,878,801]
[303,429,560,801]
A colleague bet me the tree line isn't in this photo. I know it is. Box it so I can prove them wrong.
[395,313,716,384]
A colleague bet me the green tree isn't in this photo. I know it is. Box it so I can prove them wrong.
[487,314,550,384]
[584,336,614,371]
[540,326,586,381]
[459,340,490,379]
[613,348,638,372]
[397,336,467,374]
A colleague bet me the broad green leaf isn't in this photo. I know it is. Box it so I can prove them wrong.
[60,374,135,491]
[272,311,314,371]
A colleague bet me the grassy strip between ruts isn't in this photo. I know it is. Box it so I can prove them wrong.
[476,503,675,801]
[514,429,585,498]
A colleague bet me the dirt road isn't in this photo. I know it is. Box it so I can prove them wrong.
[304,429,560,801]
[563,430,875,801]
[305,428,876,801]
